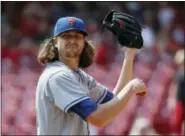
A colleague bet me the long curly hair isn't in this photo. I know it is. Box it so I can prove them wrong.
[37,38,95,69]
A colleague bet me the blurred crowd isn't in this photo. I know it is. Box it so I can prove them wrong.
[1,1,184,135]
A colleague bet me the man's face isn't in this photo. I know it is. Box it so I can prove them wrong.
[55,31,85,58]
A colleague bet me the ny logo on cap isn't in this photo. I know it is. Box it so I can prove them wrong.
[68,18,76,26]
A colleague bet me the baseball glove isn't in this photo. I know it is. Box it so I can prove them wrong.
[102,10,143,49]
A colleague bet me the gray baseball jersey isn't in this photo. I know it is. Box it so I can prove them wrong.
[36,61,109,135]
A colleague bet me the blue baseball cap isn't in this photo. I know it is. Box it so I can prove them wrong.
[54,16,88,37]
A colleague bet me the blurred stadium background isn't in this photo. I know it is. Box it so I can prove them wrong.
[1,1,184,135]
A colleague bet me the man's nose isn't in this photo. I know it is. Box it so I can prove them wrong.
[68,35,77,43]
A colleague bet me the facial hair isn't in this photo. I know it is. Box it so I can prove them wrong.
[65,43,83,58]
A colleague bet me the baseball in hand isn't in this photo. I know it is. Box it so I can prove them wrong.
[128,78,148,96]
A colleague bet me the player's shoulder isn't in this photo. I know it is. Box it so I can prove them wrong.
[42,61,73,80]
[78,69,91,78]
[78,69,96,83]
[49,70,73,83]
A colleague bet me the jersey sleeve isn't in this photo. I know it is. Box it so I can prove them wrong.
[85,72,114,104]
[48,72,90,113]
[69,98,98,121]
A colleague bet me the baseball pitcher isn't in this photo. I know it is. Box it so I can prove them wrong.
[36,10,148,135]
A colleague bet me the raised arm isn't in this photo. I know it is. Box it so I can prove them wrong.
[113,48,136,95]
